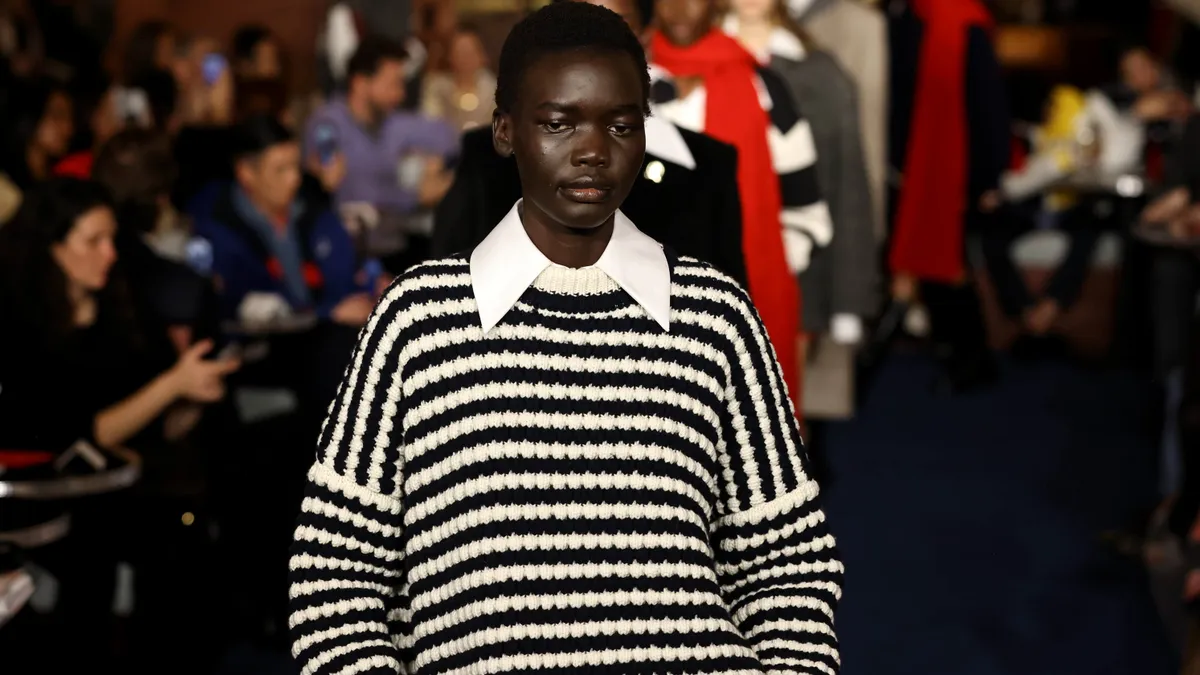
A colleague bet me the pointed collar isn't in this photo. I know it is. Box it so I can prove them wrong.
[644,108,696,169]
[469,200,672,334]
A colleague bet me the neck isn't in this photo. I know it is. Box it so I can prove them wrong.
[346,92,376,127]
[454,71,477,90]
[67,282,95,326]
[736,15,776,53]
[246,190,291,232]
[520,203,614,268]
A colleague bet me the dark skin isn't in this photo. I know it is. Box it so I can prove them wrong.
[654,0,716,98]
[493,49,647,268]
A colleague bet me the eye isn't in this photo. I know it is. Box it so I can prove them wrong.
[539,121,570,133]
[609,123,636,137]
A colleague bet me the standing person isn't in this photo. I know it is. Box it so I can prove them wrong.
[431,0,748,288]
[648,0,833,414]
[287,3,842,674]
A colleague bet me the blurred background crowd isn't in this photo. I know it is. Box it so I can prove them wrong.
[3,0,1200,673]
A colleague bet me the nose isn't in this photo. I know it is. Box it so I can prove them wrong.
[569,125,609,168]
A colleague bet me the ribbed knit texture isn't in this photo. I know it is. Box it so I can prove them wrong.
[288,252,843,675]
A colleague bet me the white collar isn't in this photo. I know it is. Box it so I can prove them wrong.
[644,114,696,169]
[721,15,808,62]
[469,200,672,334]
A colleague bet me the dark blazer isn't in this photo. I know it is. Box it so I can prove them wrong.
[432,125,748,287]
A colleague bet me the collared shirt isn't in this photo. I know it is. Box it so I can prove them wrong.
[232,186,310,308]
[469,200,672,334]
[304,97,459,215]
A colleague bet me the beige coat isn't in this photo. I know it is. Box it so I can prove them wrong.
[797,0,889,241]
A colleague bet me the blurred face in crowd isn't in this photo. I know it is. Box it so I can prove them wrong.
[37,91,74,158]
[493,48,646,232]
[729,0,777,23]
[92,89,123,148]
[245,38,282,80]
[154,30,177,71]
[352,57,407,123]
[52,206,119,292]
[1121,48,1161,94]
[583,0,643,31]
[656,0,715,47]
[236,141,302,217]
[448,31,487,79]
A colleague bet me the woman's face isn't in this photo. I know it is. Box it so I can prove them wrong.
[251,39,282,80]
[729,0,775,23]
[52,206,119,292]
[493,48,646,232]
[92,89,123,147]
[448,32,486,78]
[37,91,74,158]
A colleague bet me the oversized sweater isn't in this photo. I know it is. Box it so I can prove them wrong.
[287,252,843,675]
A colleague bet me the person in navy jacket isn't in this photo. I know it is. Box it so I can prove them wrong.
[189,115,375,327]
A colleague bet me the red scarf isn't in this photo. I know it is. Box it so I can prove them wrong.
[650,30,801,412]
[889,0,993,283]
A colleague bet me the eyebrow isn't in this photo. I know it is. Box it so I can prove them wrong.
[534,102,644,115]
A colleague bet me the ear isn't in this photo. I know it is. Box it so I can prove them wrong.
[234,158,255,187]
[492,109,514,159]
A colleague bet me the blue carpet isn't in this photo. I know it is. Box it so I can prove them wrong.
[824,352,1177,675]
[216,352,1179,675]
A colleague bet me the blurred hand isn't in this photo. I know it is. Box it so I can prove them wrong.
[331,293,375,327]
[309,152,348,194]
[207,68,234,125]
[1141,187,1190,225]
[1134,90,1191,121]
[417,155,454,207]
[979,190,1002,213]
[891,273,918,303]
[170,340,241,403]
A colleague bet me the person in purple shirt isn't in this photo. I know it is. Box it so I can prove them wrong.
[304,36,459,217]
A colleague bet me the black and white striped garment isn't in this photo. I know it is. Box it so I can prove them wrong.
[288,253,843,675]
[650,67,834,274]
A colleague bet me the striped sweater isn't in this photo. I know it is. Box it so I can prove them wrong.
[288,252,843,675]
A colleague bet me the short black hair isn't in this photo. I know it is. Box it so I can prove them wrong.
[233,24,273,64]
[346,36,409,82]
[495,1,650,115]
[231,114,295,164]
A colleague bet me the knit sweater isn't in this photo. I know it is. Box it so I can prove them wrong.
[287,251,843,675]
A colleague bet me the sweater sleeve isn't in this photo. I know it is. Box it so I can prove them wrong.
[714,290,843,674]
[289,283,411,675]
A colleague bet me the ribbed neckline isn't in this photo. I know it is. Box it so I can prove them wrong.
[531,264,622,296]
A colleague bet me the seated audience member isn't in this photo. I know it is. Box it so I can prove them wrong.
[92,128,216,352]
[54,75,127,179]
[0,178,238,452]
[1,78,74,189]
[190,115,374,327]
[232,24,283,81]
[304,36,457,224]
[123,20,177,86]
[979,86,1125,339]
[421,24,496,132]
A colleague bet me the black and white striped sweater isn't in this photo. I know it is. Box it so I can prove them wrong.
[288,252,843,675]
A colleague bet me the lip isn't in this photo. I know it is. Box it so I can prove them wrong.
[558,180,613,204]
